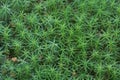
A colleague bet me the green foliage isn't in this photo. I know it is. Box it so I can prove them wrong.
[0,0,120,80]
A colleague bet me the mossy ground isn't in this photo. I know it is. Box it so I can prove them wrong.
[0,0,120,80]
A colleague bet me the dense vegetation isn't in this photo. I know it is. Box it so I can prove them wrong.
[0,0,120,80]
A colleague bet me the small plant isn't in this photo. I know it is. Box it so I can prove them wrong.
[26,13,39,27]
[0,3,11,20]
[1,26,11,42]
[27,36,39,50]
[12,39,22,54]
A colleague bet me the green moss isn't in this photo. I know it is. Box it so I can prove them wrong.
[0,0,120,80]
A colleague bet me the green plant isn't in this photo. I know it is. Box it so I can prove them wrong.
[0,3,11,20]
